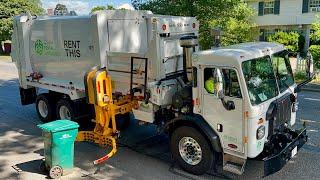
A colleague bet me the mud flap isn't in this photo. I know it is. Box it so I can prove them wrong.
[263,127,307,177]
[19,87,36,105]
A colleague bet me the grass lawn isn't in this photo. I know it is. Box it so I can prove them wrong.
[0,55,12,62]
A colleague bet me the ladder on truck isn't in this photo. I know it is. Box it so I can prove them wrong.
[130,56,148,101]
[76,66,138,164]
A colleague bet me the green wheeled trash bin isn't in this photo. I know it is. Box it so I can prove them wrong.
[38,120,79,179]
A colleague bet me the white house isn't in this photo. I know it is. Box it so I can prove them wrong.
[246,0,320,51]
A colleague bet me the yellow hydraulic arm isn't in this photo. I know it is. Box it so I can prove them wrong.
[76,67,137,164]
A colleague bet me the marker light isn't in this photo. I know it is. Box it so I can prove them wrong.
[162,24,167,31]
[256,125,265,140]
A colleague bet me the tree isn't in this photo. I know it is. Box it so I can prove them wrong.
[310,15,320,45]
[91,6,106,13]
[309,17,320,69]
[107,5,115,10]
[0,0,44,42]
[54,3,68,16]
[267,31,300,54]
[91,5,115,13]
[132,0,256,49]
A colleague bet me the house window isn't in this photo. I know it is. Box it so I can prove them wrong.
[264,1,275,15]
[310,0,320,12]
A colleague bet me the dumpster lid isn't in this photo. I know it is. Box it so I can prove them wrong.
[38,120,79,133]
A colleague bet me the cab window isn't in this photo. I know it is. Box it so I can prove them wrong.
[204,68,242,98]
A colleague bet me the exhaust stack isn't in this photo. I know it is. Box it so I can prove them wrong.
[180,35,198,82]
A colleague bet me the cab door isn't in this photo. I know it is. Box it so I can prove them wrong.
[201,67,244,153]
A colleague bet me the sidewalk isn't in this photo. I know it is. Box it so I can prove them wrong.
[0,55,12,63]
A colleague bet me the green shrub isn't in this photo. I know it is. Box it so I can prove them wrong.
[309,45,320,69]
[294,71,307,83]
[267,31,300,54]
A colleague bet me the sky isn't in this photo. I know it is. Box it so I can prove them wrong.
[41,0,133,15]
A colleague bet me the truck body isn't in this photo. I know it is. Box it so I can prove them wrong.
[11,10,198,99]
[11,10,312,177]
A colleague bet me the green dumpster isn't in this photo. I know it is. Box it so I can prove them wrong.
[38,120,79,179]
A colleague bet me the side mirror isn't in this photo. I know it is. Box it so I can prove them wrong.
[306,54,314,79]
[218,89,235,111]
[214,68,223,96]
[296,52,315,90]
[218,90,225,99]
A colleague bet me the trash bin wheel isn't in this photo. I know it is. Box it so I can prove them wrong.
[39,160,47,172]
[49,165,63,179]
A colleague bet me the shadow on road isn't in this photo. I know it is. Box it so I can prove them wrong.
[13,159,47,176]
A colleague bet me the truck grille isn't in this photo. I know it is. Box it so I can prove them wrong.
[268,93,292,137]
[275,93,292,127]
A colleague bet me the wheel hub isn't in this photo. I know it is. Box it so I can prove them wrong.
[38,100,48,118]
[178,137,202,165]
[59,105,71,120]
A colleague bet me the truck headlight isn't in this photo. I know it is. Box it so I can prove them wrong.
[256,125,265,140]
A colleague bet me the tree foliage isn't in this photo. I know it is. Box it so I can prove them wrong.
[54,3,68,15]
[107,5,115,10]
[309,15,320,69]
[91,6,106,13]
[267,31,300,53]
[132,0,256,49]
[309,45,320,69]
[91,5,115,13]
[310,15,320,45]
[0,0,44,41]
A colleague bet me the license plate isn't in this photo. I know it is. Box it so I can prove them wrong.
[291,146,298,158]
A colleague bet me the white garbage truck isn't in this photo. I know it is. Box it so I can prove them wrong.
[11,10,314,177]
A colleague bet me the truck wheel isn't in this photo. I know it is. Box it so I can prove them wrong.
[49,165,63,179]
[56,99,75,120]
[36,93,55,123]
[170,126,213,175]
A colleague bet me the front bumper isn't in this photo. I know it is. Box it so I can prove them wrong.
[263,127,307,176]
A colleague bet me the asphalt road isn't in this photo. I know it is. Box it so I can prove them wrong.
[0,60,320,180]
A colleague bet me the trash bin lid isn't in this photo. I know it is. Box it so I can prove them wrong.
[38,120,79,133]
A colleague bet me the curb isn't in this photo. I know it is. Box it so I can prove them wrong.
[301,83,320,92]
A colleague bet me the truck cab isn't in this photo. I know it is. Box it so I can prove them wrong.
[170,42,309,176]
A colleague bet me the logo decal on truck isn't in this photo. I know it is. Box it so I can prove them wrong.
[34,40,61,56]
[35,40,44,55]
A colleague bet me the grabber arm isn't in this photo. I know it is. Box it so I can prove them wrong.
[77,67,137,164]
[76,67,118,164]
[93,137,117,164]
[76,131,118,165]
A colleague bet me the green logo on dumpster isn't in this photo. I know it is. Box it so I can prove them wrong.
[35,40,44,55]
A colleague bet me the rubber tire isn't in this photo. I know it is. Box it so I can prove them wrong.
[170,126,213,175]
[115,113,131,130]
[56,99,75,120]
[49,165,63,179]
[35,93,55,123]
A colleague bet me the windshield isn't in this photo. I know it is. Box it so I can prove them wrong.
[242,56,278,105]
[272,51,294,93]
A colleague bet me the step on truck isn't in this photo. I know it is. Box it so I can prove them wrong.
[11,10,314,176]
